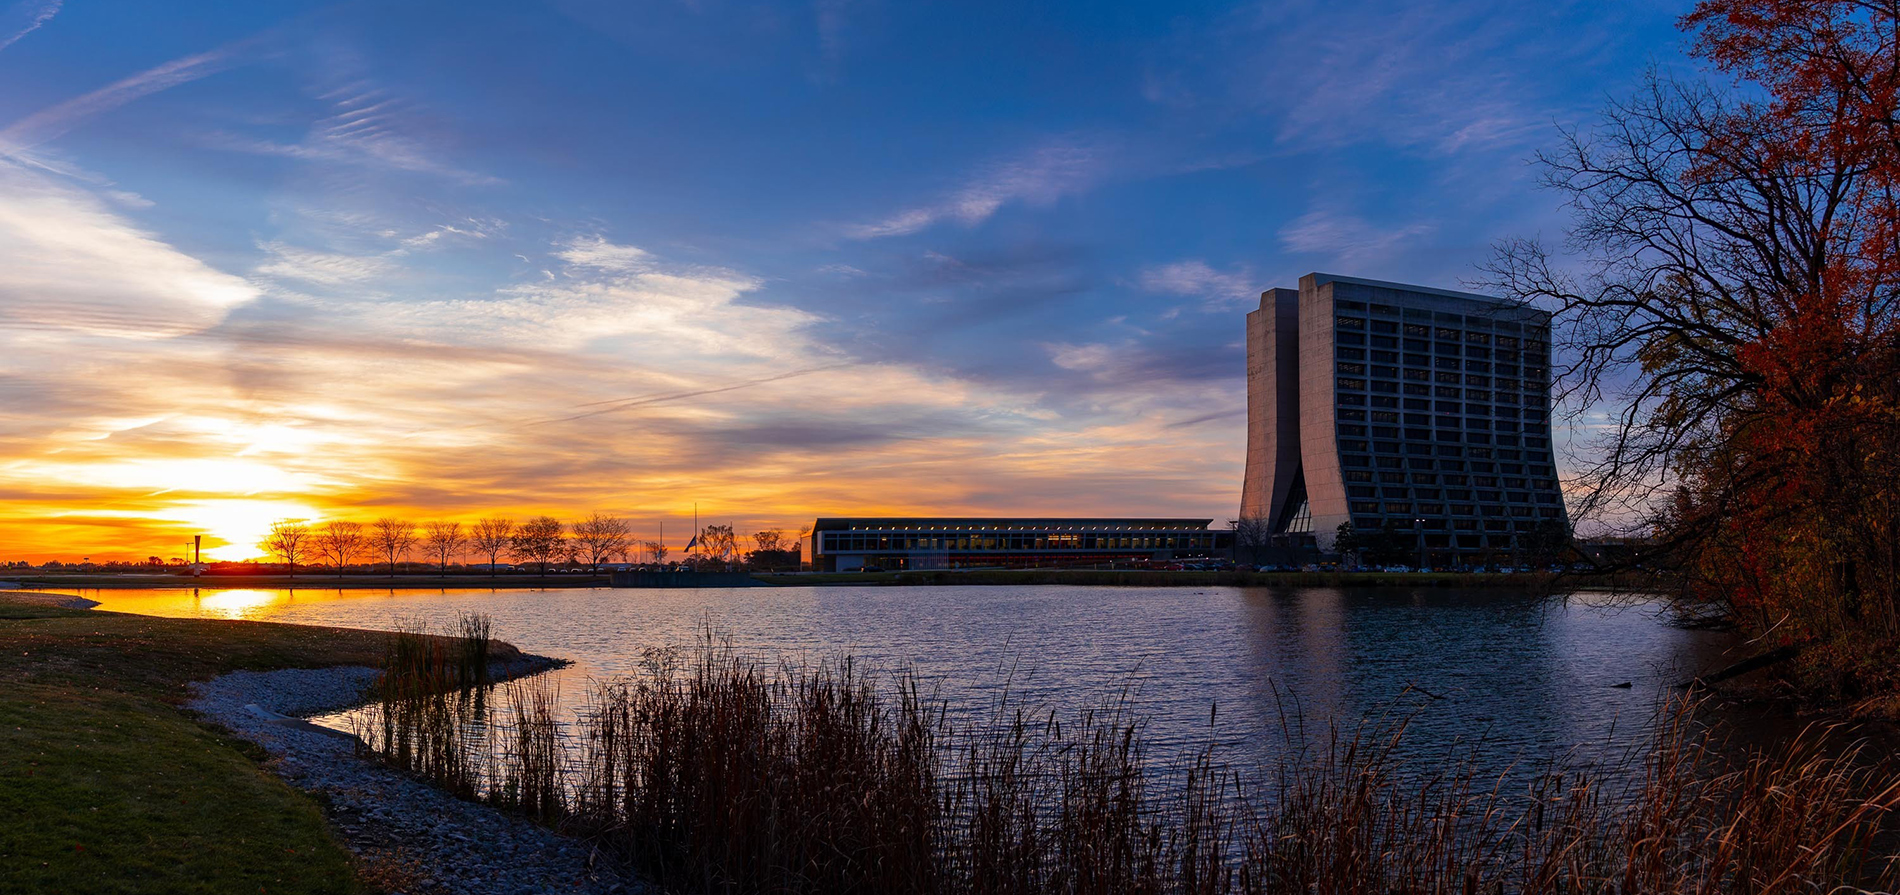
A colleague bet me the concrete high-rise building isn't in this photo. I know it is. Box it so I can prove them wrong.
[1242,273,1566,565]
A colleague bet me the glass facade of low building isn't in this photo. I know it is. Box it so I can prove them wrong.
[810,518,1232,572]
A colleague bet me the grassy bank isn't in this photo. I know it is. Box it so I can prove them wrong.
[0,592,510,894]
[755,567,1650,589]
[4,572,611,590]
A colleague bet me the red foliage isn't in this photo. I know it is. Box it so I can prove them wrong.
[1669,1,1900,646]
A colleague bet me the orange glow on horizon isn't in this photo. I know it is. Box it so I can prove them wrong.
[0,167,1247,564]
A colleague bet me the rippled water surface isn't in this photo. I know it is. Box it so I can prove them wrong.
[60,584,1747,778]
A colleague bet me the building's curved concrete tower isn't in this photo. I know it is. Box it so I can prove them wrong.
[1242,273,1566,563]
[1239,288,1303,529]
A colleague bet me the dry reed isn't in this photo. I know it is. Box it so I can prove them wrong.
[355,613,512,799]
[492,675,566,824]
[360,627,1900,895]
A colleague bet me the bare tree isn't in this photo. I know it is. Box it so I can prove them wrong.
[1233,516,1271,565]
[512,516,565,576]
[1482,67,1900,633]
[751,529,784,553]
[262,519,311,578]
[370,517,418,575]
[470,516,515,578]
[314,520,366,579]
[571,512,634,573]
[695,524,737,570]
[647,540,669,566]
[423,520,466,577]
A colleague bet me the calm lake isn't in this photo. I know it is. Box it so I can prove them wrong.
[56,584,1753,781]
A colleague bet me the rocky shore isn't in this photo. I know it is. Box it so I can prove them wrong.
[188,662,648,895]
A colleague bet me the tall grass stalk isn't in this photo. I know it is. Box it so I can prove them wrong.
[354,613,497,798]
[493,675,566,824]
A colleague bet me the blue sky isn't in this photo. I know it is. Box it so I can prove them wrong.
[0,0,1690,558]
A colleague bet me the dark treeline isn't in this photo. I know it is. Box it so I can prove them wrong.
[258,515,809,578]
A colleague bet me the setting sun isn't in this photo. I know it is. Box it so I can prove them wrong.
[153,499,327,562]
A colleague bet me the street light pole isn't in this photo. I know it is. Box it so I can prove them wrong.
[1414,517,1425,571]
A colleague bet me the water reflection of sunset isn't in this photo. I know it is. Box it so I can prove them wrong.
[195,589,282,619]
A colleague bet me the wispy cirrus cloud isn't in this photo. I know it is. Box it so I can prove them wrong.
[0,45,240,154]
[847,142,1109,239]
[0,0,60,52]
[203,88,500,186]
[1138,259,1259,309]
[254,240,398,286]
[0,158,255,337]
[1278,209,1433,264]
[199,45,498,187]
[397,219,501,252]
[1231,0,1617,157]
[813,0,857,80]
[250,216,498,288]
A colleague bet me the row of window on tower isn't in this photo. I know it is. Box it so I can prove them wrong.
[1332,307,1549,349]
[1335,325,1549,357]
[1335,357,1546,380]
[1352,505,1558,524]
[820,533,1219,552]
[1347,516,1561,533]
[1342,451,1544,470]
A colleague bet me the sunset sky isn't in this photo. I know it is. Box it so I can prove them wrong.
[0,0,1688,561]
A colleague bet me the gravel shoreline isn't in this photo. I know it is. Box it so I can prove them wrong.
[0,590,101,609]
[188,661,649,895]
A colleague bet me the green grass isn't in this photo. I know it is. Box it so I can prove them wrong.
[0,599,406,894]
[9,571,610,590]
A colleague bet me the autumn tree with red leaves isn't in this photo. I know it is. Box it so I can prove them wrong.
[1488,0,1900,696]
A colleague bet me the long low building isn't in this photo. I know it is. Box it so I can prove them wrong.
[811,517,1233,572]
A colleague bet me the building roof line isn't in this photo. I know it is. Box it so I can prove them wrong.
[1310,272,1507,306]
[812,517,1215,531]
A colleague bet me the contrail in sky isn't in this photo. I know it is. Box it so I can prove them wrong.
[0,1,61,53]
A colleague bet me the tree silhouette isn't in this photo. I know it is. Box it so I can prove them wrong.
[423,520,466,577]
[370,517,417,576]
[511,516,565,576]
[262,519,311,578]
[572,513,632,573]
[470,517,515,578]
[315,520,365,579]
[1486,2,1900,641]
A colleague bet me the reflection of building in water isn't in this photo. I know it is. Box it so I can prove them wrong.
[809,518,1233,572]
[1242,273,1567,566]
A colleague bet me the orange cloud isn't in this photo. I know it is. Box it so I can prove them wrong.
[0,161,1245,563]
